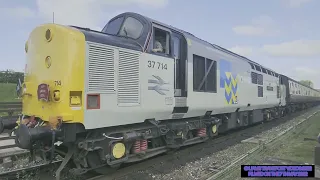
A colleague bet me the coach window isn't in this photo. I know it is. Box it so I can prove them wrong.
[118,17,143,39]
[254,65,261,72]
[266,70,272,75]
[249,63,255,70]
[261,67,267,74]
[193,54,217,92]
[152,27,170,55]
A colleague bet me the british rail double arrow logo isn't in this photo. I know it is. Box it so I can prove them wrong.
[148,75,169,95]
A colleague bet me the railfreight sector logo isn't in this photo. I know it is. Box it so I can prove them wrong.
[220,59,239,105]
[148,75,169,95]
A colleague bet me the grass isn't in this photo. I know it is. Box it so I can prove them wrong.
[0,83,21,102]
[259,113,320,164]
[236,111,320,180]
[0,83,21,116]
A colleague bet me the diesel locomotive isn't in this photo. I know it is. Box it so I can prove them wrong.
[10,12,320,178]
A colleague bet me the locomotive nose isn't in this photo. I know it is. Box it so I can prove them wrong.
[22,23,86,124]
[15,23,87,150]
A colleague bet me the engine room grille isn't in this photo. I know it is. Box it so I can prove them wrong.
[117,50,140,105]
[87,42,115,93]
[258,86,263,97]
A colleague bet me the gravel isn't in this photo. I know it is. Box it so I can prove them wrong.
[148,143,257,180]
[255,113,312,143]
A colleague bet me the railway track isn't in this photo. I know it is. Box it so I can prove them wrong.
[88,107,320,180]
[0,107,318,180]
[0,101,24,161]
[0,132,28,161]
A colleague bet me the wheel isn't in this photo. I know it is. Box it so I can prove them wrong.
[267,112,271,121]
[86,151,120,175]
[186,130,194,139]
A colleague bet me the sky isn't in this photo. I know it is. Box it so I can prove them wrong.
[0,0,319,88]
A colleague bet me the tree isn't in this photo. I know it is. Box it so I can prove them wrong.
[0,69,24,84]
[299,80,313,88]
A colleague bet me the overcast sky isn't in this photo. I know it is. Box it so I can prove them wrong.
[0,0,319,88]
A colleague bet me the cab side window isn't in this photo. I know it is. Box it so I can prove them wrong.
[152,28,170,55]
[172,36,180,59]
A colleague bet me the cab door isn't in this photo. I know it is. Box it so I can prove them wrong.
[172,32,187,98]
[171,31,188,115]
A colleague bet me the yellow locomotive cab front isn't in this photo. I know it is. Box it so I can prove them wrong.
[22,24,86,125]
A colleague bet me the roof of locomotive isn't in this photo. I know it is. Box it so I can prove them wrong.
[114,12,278,73]
[109,12,320,92]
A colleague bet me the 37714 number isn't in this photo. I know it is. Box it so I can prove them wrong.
[147,60,167,70]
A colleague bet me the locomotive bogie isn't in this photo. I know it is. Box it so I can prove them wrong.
[62,113,223,172]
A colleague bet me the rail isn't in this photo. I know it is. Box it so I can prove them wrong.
[0,102,27,171]
[0,101,22,116]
